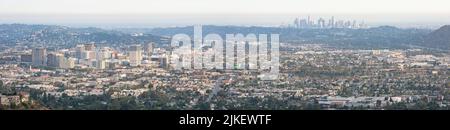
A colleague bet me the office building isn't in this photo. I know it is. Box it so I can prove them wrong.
[128,45,142,67]
[32,47,47,66]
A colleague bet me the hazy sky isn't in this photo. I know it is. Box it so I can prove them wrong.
[1,0,449,28]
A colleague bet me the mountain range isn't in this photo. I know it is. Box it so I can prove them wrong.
[1,24,449,50]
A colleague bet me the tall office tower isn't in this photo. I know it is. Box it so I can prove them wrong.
[32,47,47,66]
[47,53,66,68]
[46,53,58,67]
[329,16,335,28]
[128,45,142,67]
[75,44,85,59]
[56,53,65,68]
[294,18,300,28]
[318,18,326,28]
[145,43,154,56]
[96,60,106,69]
[160,54,169,69]
[95,48,108,69]
[307,15,311,27]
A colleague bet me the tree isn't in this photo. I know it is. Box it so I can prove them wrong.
[148,83,153,89]
[0,80,4,93]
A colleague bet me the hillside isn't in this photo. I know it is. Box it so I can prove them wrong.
[142,25,430,49]
[425,25,450,49]
[0,24,168,47]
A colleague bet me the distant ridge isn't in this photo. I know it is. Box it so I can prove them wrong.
[425,25,450,49]
[0,24,167,46]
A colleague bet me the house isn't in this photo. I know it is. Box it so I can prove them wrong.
[0,95,9,105]
[0,95,21,106]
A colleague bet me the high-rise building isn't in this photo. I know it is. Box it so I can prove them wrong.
[75,44,85,59]
[318,18,326,28]
[75,43,96,60]
[47,53,71,68]
[307,15,312,27]
[329,16,335,28]
[128,45,142,67]
[96,48,109,69]
[292,16,366,29]
[96,60,106,69]
[294,18,300,28]
[56,53,65,68]
[32,47,47,66]
[47,53,59,67]
[160,54,169,69]
[145,42,154,56]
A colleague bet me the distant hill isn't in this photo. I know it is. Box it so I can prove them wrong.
[424,25,450,49]
[0,24,434,49]
[143,25,430,49]
[0,24,168,47]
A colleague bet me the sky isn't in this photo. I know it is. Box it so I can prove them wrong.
[0,0,449,28]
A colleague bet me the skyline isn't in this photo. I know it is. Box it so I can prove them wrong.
[3,0,450,126]
[1,14,448,29]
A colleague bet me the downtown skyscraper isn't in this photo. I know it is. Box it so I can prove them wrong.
[293,16,367,29]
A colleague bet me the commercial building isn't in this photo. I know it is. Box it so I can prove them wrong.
[32,47,47,66]
[128,45,142,67]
